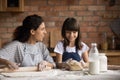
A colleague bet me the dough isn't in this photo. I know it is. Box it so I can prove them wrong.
[66,59,83,71]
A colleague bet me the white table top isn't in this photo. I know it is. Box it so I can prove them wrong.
[0,69,120,80]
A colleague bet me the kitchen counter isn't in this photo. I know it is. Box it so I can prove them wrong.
[100,50,120,56]
[100,50,120,65]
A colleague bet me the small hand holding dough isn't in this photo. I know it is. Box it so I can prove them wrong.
[66,59,83,71]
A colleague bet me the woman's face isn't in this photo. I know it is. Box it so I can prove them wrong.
[31,22,47,42]
[65,30,78,42]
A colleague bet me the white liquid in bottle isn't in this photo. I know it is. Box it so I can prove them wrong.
[89,43,100,75]
[89,61,100,74]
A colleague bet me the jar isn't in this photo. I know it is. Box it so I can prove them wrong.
[99,53,107,72]
[101,32,108,50]
[111,36,116,50]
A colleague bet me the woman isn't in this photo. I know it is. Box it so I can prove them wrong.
[0,14,55,71]
[54,17,89,68]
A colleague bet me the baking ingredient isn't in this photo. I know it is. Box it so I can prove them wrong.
[89,43,100,74]
[99,53,107,72]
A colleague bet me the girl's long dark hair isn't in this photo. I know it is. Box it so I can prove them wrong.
[13,14,44,42]
[61,17,82,50]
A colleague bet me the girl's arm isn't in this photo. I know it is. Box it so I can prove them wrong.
[82,51,89,67]
[56,53,62,63]
[82,51,89,62]
[55,53,69,70]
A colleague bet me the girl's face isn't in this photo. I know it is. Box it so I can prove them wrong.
[31,22,47,42]
[65,30,78,42]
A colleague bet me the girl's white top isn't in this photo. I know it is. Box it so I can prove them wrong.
[54,41,89,61]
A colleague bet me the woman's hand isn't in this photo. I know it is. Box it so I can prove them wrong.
[38,61,51,71]
[6,61,19,70]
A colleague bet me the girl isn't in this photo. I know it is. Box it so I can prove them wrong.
[54,17,89,68]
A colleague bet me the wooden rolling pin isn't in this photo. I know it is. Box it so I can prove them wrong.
[0,66,51,72]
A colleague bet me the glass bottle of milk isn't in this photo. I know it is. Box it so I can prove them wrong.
[89,43,100,75]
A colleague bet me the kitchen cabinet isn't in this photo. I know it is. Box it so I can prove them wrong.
[100,50,120,65]
[0,0,24,12]
[108,56,120,65]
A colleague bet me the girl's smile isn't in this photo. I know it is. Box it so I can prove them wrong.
[65,31,78,42]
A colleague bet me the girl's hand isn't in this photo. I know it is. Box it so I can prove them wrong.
[56,62,70,70]
[80,61,89,68]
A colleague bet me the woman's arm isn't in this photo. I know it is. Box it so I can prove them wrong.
[0,58,19,70]
[0,58,9,66]
[45,61,54,68]
[39,42,56,68]
[38,60,54,71]
[42,50,55,68]
[0,41,19,69]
